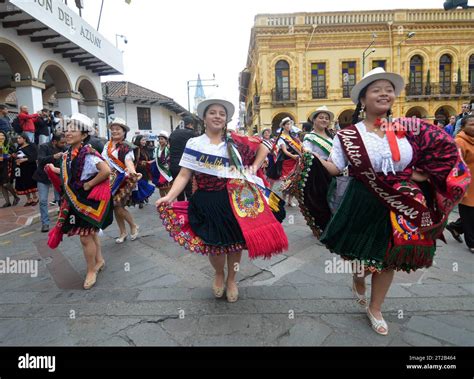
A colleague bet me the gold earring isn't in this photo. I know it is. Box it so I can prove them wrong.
[359,104,366,120]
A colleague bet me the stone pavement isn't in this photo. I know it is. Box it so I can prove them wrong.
[0,193,472,346]
[0,193,57,237]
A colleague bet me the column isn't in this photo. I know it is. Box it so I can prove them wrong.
[56,91,81,117]
[83,100,106,137]
[12,80,45,113]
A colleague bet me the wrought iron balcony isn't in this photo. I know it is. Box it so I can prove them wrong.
[405,82,474,99]
[272,88,297,104]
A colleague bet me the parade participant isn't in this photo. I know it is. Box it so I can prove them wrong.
[133,135,155,209]
[260,128,276,186]
[45,114,113,290]
[156,98,288,303]
[169,116,195,201]
[0,130,20,207]
[33,133,67,232]
[317,68,470,335]
[290,106,336,237]
[151,131,173,198]
[266,117,302,206]
[13,133,39,206]
[446,115,474,253]
[102,118,141,243]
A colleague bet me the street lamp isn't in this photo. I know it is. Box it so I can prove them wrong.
[362,33,377,76]
[115,34,128,48]
[187,75,218,112]
[397,31,416,74]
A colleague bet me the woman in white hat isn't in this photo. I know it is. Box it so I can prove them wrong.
[316,68,469,335]
[266,116,302,207]
[156,98,288,303]
[45,113,113,290]
[288,106,336,238]
[102,118,141,243]
[151,130,173,198]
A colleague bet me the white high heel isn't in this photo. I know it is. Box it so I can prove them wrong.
[115,234,128,244]
[130,225,140,241]
[366,307,388,336]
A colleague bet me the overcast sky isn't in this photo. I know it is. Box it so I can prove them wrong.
[82,0,446,126]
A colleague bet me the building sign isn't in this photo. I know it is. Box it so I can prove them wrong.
[9,0,123,73]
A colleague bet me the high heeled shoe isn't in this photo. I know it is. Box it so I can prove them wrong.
[352,277,367,307]
[115,234,128,244]
[130,225,140,241]
[366,307,388,336]
[226,283,239,303]
[83,272,98,290]
[96,260,105,273]
[212,278,225,299]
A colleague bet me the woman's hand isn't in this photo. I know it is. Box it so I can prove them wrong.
[83,182,92,191]
[411,170,429,182]
[45,163,60,174]
[156,195,175,208]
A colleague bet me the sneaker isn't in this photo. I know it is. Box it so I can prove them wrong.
[49,201,57,206]
[446,223,463,243]
[41,224,49,233]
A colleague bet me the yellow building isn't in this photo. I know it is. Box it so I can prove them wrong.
[239,8,474,133]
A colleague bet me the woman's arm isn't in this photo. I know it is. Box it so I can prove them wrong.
[281,144,298,160]
[83,161,111,191]
[125,157,138,175]
[155,167,193,206]
[319,157,342,176]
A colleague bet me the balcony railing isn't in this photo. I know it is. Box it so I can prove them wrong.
[405,82,474,98]
[272,88,297,104]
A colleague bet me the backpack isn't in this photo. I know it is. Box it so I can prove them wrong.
[11,117,22,134]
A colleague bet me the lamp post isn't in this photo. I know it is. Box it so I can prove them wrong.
[115,34,128,48]
[362,33,377,76]
[397,32,415,116]
[187,75,218,112]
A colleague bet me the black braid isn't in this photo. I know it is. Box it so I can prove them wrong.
[352,102,363,125]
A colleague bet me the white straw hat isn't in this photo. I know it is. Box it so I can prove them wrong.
[350,67,404,104]
[197,98,235,123]
[308,106,334,123]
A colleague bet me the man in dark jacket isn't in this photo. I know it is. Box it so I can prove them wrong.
[0,104,12,134]
[34,108,52,145]
[33,133,66,232]
[169,116,195,200]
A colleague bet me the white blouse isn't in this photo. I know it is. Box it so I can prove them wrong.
[329,122,413,175]
[179,134,229,168]
[102,142,135,163]
[80,155,103,181]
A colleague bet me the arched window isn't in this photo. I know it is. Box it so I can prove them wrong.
[469,55,474,91]
[439,54,452,94]
[409,55,423,95]
[275,60,290,101]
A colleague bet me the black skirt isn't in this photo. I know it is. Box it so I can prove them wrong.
[188,189,245,247]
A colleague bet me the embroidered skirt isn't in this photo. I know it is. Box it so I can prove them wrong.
[320,179,436,273]
[112,172,140,207]
[290,152,332,238]
[158,189,245,256]
[60,199,114,237]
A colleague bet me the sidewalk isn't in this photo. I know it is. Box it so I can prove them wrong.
[0,193,57,237]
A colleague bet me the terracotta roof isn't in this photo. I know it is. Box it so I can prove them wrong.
[102,81,190,116]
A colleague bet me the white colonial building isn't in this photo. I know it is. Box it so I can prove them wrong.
[0,0,123,136]
[103,81,192,140]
